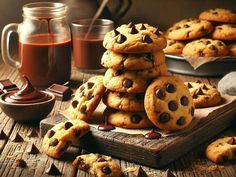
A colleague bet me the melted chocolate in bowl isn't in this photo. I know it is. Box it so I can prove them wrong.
[4,76,51,104]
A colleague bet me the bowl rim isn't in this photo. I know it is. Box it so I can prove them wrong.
[0,91,55,106]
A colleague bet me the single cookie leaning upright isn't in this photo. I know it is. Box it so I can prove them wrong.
[166,19,213,41]
[182,38,228,57]
[211,24,236,41]
[104,108,153,129]
[206,136,236,163]
[73,153,122,177]
[103,23,167,53]
[101,50,165,71]
[186,81,222,108]
[144,76,194,131]
[42,119,90,159]
[69,76,106,121]
[199,8,236,23]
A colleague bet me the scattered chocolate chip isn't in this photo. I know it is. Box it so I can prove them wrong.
[112,29,120,37]
[133,166,148,177]
[144,129,162,139]
[130,26,139,34]
[80,105,87,114]
[48,130,55,138]
[191,107,195,116]
[217,27,223,30]
[64,122,73,130]
[139,24,146,30]
[131,114,142,123]
[183,24,190,28]
[0,129,7,140]
[27,129,38,137]
[176,117,186,126]
[86,92,94,100]
[123,79,133,88]
[15,158,26,168]
[202,84,209,90]
[158,113,170,123]
[175,26,181,30]
[166,84,176,93]
[187,83,193,88]
[46,84,73,101]
[227,137,236,145]
[11,133,24,142]
[87,82,94,89]
[72,100,79,108]
[153,28,161,36]
[102,166,112,174]
[80,91,85,98]
[181,96,189,106]
[142,35,153,43]
[212,11,218,15]
[192,93,198,99]
[127,22,134,28]
[26,143,39,154]
[196,88,204,95]
[49,139,59,147]
[196,80,202,83]
[117,34,127,44]
[168,101,178,111]
[162,169,176,177]
[45,163,61,175]
[155,89,165,100]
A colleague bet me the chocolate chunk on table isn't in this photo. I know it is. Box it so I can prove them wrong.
[0,79,18,94]
[46,84,73,101]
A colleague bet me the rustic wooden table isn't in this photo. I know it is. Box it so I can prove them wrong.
[0,62,236,177]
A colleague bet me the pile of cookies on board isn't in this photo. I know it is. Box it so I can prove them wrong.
[41,22,228,177]
[164,8,236,57]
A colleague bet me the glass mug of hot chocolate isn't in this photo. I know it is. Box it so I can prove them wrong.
[71,19,114,74]
[1,2,71,88]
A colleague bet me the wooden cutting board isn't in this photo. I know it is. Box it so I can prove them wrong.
[40,95,236,168]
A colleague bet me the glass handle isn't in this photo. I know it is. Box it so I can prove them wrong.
[1,23,20,68]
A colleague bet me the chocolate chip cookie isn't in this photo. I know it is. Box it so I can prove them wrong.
[186,81,222,108]
[206,137,236,163]
[166,19,213,40]
[101,50,165,70]
[104,108,153,129]
[163,39,185,55]
[144,76,194,131]
[42,120,90,158]
[103,23,167,53]
[211,24,236,41]
[69,76,106,121]
[199,8,236,23]
[182,38,228,57]
[103,91,144,111]
[103,68,150,93]
[73,153,122,177]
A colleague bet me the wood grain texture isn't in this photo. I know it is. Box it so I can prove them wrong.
[0,63,236,177]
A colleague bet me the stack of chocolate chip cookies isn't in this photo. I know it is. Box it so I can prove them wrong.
[164,8,236,58]
[101,23,168,129]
